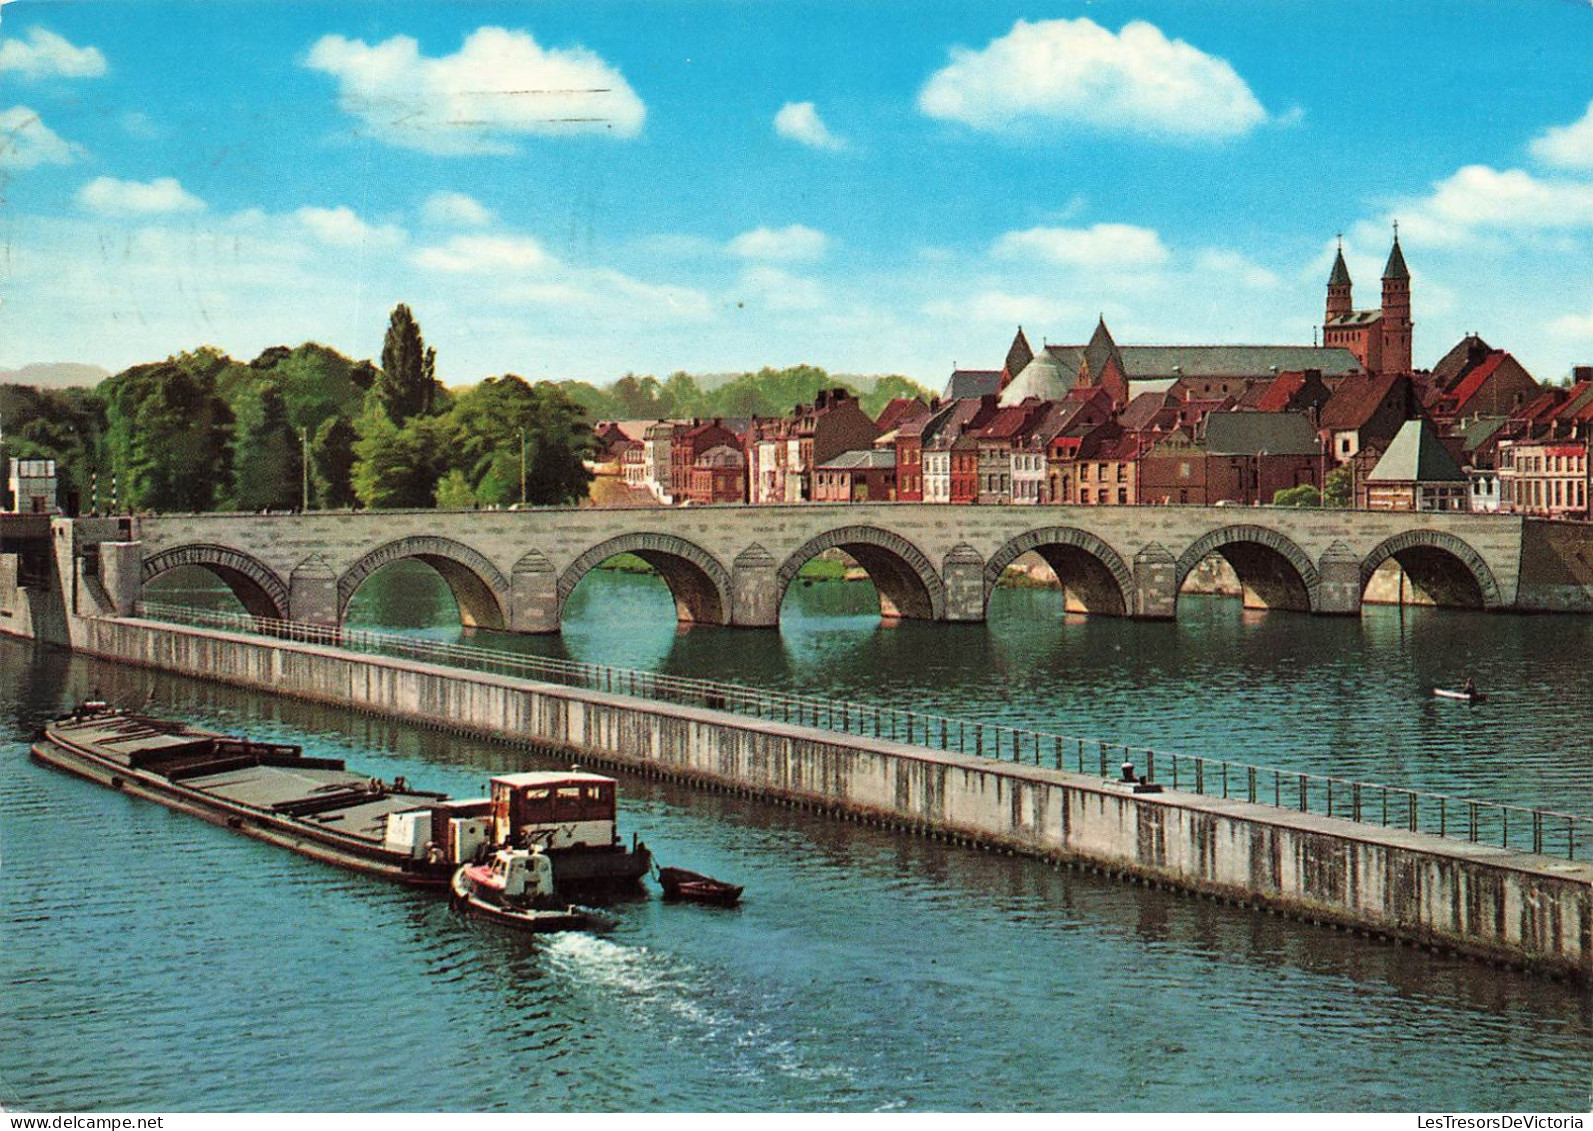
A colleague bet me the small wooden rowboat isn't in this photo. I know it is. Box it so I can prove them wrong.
[1434,687,1488,703]
[657,866,743,907]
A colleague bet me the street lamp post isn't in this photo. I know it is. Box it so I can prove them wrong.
[519,428,528,507]
[301,427,310,513]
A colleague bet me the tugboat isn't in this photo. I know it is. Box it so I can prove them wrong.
[450,847,609,933]
[486,770,651,899]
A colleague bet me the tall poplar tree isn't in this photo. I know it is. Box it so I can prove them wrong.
[374,304,440,425]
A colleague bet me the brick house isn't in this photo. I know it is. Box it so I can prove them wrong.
[686,444,747,505]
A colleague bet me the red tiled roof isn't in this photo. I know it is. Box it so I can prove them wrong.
[1443,352,1506,414]
[1319,373,1400,431]
[874,397,929,432]
[1253,371,1306,412]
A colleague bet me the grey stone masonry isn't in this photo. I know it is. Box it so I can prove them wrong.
[87,503,1590,632]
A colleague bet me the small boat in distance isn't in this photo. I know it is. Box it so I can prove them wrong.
[657,866,743,907]
[450,847,609,933]
[1434,687,1488,703]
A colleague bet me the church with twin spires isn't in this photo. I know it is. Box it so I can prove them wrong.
[1322,233,1413,378]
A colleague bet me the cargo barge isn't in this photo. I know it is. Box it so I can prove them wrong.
[32,706,651,897]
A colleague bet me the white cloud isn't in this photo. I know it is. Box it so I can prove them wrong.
[923,290,1082,327]
[0,105,80,169]
[294,205,404,248]
[76,175,206,216]
[993,222,1168,268]
[918,18,1266,141]
[305,27,645,156]
[729,224,830,262]
[1530,100,1593,171]
[774,101,845,151]
[1193,249,1278,290]
[734,265,826,312]
[1547,304,1593,343]
[0,28,106,79]
[420,190,494,227]
[1373,165,1593,246]
[413,233,552,274]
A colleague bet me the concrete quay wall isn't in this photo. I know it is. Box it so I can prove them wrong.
[72,615,1593,981]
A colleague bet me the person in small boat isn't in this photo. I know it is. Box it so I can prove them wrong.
[1462,677,1477,697]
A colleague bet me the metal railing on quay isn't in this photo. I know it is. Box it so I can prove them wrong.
[132,600,1592,862]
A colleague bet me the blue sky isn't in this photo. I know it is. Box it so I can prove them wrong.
[3,0,1592,387]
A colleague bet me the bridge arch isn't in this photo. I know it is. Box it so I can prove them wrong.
[1175,524,1319,613]
[559,533,731,626]
[776,525,944,620]
[142,544,289,620]
[338,536,509,629]
[1359,530,1501,610]
[983,527,1132,616]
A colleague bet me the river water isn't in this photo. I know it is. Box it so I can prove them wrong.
[3,567,1590,1111]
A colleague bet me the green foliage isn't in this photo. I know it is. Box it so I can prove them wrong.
[310,416,358,508]
[0,384,107,512]
[434,469,477,510]
[1272,484,1321,508]
[441,375,594,507]
[247,343,376,432]
[375,304,441,426]
[351,399,450,509]
[858,375,933,419]
[226,385,302,511]
[1322,465,1354,508]
[100,354,234,512]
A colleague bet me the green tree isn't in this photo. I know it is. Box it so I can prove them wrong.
[310,416,358,508]
[374,304,441,425]
[442,375,594,506]
[0,383,107,512]
[434,468,477,509]
[350,398,448,509]
[100,356,234,512]
[1322,465,1354,508]
[1272,484,1321,508]
[859,374,935,419]
[227,385,302,511]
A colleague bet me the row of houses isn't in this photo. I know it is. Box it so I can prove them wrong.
[589,238,1590,516]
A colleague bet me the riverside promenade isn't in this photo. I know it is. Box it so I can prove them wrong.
[55,609,1593,982]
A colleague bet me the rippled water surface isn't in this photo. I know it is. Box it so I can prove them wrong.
[3,568,1591,1111]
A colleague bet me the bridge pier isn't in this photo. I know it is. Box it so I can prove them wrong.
[1132,543,1177,620]
[1315,541,1363,615]
[289,555,339,627]
[942,544,985,622]
[510,552,559,634]
[731,545,780,627]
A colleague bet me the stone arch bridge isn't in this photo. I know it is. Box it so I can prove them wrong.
[104,503,1564,634]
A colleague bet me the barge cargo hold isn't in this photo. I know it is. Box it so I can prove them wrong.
[32,708,652,896]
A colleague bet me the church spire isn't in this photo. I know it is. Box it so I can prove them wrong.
[1382,227,1409,281]
[1326,233,1352,321]
[1380,225,1412,375]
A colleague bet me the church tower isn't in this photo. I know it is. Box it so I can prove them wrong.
[1380,231,1412,376]
[1326,239,1352,321]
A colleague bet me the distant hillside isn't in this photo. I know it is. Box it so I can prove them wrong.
[0,362,111,389]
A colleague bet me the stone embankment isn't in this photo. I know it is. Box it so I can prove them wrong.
[60,614,1593,982]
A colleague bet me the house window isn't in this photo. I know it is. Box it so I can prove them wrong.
[1339,437,1351,454]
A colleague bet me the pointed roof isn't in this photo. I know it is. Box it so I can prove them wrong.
[1081,316,1122,380]
[1382,237,1409,281]
[999,350,1075,406]
[1366,418,1465,484]
[1329,247,1351,287]
[1003,327,1034,383]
